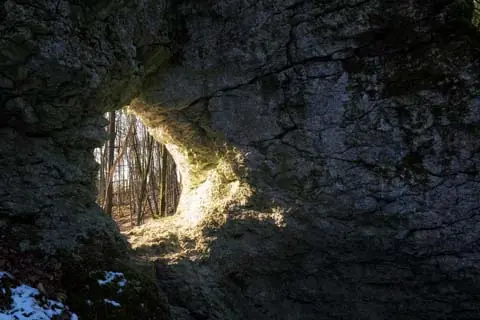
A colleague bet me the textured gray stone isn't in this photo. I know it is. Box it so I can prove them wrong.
[1,0,480,319]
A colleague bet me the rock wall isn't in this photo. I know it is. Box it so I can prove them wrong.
[1,0,479,319]
[146,1,480,319]
[0,1,173,318]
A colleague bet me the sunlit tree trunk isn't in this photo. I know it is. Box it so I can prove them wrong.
[104,111,116,216]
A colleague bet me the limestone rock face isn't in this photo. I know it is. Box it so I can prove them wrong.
[1,0,479,319]
[147,1,480,319]
[0,0,169,252]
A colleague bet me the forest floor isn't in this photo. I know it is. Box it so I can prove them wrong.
[112,205,145,233]
[111,205,203,263]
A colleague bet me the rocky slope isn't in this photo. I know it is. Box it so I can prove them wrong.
[0,0,479,319]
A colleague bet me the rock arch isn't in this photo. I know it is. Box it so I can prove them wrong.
[1,0,479,319]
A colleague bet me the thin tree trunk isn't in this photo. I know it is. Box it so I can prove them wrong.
[133,134,155,225]
[127,149,136,227]
[103,117,134,212]
[149,161,160,218]
[104,111,116,216]
[159,144,168,217]
[97,146,106,204]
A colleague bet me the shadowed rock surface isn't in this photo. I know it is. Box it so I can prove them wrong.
[0,0,479,319]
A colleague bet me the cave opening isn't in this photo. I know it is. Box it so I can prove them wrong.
[92,96,254,255]
[94,107,182,232]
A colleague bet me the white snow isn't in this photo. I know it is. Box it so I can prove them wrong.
[0,271,78,320]
[97,271,127,293]
[103,299,121,307]
[117,278,127,288]
[0,272,12,279]
[0,270,131,319]
[97,271,127,287]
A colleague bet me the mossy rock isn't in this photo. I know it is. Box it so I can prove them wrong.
[61,255,170,320]
[57,236,171,320]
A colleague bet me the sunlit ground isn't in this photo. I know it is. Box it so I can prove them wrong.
[114,162,255,263]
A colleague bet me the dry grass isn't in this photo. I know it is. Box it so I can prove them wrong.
[110,161,253,264]
[110,204,201,262]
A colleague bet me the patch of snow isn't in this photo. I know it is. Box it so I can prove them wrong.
[97,271,126,286]
[118,278,127,288]
[104,299,121,307]
[97,271,127,293]
[0,271,78,320]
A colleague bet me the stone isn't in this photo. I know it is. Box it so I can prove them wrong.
[0,0,479,319]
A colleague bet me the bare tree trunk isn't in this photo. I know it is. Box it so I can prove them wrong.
[132,131,155,225]
[103,116,134,212]
[149,161,160,218]
[127,149,135,227]
[104,111,116,216]
[170,157,180,214]
[96,146,107,204]
[159,144,168,217]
